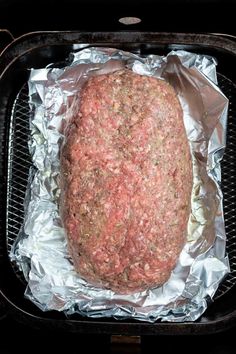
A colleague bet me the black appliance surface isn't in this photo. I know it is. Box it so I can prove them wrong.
[0,0,236,36]
[0,315,236,354]
[0,1,236,348]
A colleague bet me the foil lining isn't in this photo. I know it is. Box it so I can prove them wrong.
[11,48,229,322]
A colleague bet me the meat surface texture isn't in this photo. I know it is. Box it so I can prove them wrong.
[60,69,192,294]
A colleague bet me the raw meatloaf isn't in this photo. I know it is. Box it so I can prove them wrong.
[60,69,192,294]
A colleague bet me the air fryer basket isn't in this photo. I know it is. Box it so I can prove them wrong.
[0,32,236,334]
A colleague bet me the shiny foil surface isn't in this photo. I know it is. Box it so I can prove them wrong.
[11,48,229,322]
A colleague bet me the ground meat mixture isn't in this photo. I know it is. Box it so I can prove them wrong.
[60,69,192,294]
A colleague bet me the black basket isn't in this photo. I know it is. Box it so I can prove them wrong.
[0,32,236,334]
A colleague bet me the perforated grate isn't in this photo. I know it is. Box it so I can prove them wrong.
[6,85,31,283]
[6,74,236,299]
[215,75,236,298]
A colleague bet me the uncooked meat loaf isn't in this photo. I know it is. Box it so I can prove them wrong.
[60,69,192,294]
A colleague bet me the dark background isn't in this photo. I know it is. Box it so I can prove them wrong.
[0,314,235,353]
[0,0,236,36]
[1,0,236,352]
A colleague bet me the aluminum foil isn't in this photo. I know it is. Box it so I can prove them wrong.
[11,48,230,322]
